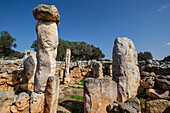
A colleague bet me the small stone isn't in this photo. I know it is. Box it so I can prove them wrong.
[146,89,169,99]
[15,92,29,111]
[10,105,18,113]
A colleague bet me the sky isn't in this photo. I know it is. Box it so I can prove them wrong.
[0,0,170,60]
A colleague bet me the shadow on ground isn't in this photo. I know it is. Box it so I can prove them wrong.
[58,100,84,113]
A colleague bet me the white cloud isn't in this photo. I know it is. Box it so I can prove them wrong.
[158,4,168,12]
[166,42,170,45]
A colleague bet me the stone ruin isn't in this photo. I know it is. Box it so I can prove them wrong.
[0,4,170,113]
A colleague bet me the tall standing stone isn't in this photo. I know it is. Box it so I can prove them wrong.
[91,61,103,78]
[32,4,60,93]
[112,37,140,102]
[64,49,71,83]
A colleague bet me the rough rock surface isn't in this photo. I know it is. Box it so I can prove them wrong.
[34,21,59,93]
[45,76,60,113]
[140,76,155,89]
[15,92,29,112]
[107,97,141,113]
[22,50,37,91]
[112,37,140,102]
[146,89,169,99]
[32,4,60,25]
[155,75,170,90]
[30,92,45,113]
[64,49,71,83]
[91,61,103,78]
[0,91,15,113]
[84,78,117,113]
[146,99,170,113]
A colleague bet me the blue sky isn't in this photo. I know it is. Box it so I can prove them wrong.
[0,0,170,60]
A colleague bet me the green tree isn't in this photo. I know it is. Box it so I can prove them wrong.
[0,31,17,59]
[138,51,153,61]
[162,55,170,62]
[31,39,105,61]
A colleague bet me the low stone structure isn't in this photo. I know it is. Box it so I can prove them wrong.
[84,78,117,113]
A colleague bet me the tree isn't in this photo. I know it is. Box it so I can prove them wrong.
[31,39,105,61]
[0,31,17,59]
[162,55,170,62]
[138,51,153,61]
[0,31,24,59]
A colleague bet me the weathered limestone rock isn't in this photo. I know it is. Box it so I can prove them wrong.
[22,50,37,91]
[64,49,71,83]
[91,61,103,78]
[155,75,170,90]
[30,92,45,113]
[10,105,18,113]
[32,4,60,25]
[59,69,64,82]
[112,37,140,102]
[15,92,29,112]
[146,89,169,99]
[45,76,60,113]
[140,76,155,89]
[0,91,15,113]
[107,97,141,113]
[146,99,170,113]
[33,4,59,92]
[84,78,117,113]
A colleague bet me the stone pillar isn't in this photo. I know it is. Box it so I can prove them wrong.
[112,37,140,102]
[32,4,60,93]
[91,61,103,78]
[64,49,71,83]
[45,76,60,113]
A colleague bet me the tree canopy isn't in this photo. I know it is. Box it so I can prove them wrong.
[162,55,170,62]
[138,51,153,61]
[31,39,105,61]
[0,31,24,59]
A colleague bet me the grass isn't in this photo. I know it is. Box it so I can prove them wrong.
[73,91,76,94]
[138,94,148,113]
[74,80,84,86]
[70,95,84,100]
[62,87,68,91]
[69,86,83,89]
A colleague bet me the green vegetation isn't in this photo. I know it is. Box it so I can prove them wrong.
[62,87,68,91]
[70,95,84,100]
[31,39,105,61]
[138,51,153,61]
[0,31,24,59]
[162,55,170,62]
[74,80,84,86]
[69,86,83,89]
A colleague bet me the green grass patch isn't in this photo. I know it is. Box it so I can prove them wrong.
[74,80,84,86]
[70,95,84,100]
[69,86,83,89]
[62,87,68,91]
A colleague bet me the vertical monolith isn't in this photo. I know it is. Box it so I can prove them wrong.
[32,4,60,93]
[64,49,71,83]
[112,37,140,102]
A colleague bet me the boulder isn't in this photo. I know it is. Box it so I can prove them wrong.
[30,92,45,113]
[107,97,141,113]
[0,91,15,113]
[45,76,60,113]
[155,75,170,90]
[112,37,140,102]
[84,78,117,113]
[91,61,103,78]
[32,4,60,25]
[146,89,169,99]
[64,49,71,83]
[140,76,155,89]
[15,92,29,111]
[146,99,170,113]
